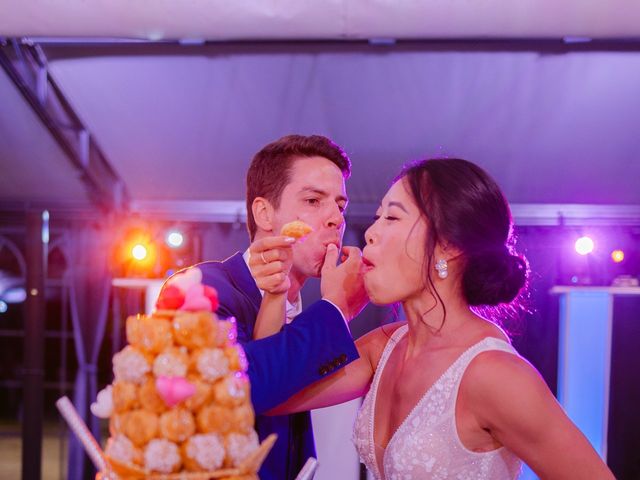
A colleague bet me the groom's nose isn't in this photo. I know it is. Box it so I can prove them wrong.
[325,204,345,230]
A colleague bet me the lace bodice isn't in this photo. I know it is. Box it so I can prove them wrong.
[352,325,522,480]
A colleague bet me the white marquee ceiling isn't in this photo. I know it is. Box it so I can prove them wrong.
[1,3,639,224]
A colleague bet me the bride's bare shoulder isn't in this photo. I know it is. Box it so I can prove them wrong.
[355,321,407,369]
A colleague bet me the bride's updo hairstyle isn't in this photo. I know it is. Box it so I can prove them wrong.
[398,158,528,308]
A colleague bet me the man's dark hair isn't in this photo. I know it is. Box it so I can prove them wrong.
[246,134,351,240]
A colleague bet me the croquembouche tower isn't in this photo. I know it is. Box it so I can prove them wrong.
[90,267,274,479]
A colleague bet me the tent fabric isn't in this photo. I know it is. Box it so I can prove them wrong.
[42,45,640,206]
[65,226,112,480]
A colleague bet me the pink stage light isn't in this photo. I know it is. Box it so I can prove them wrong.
[575,236,595,255]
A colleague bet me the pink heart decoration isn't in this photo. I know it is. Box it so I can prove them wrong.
[168,267,203,292]
[155,376,196,407]
[180,284,213,312]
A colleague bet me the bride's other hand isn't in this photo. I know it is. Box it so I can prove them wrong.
[321,244,369,322]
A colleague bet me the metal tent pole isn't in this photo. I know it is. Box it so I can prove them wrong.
[21,210,48,480]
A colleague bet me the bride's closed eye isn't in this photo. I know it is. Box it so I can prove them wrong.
[372,214,399,222]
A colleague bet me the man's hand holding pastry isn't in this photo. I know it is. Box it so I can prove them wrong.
[248,236,295,294]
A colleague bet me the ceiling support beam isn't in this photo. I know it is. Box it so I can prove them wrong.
[0,38,129,212]
[2,201,637,227]
[128,200,640,227]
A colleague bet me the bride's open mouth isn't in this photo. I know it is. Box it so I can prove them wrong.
[362,256,375,273]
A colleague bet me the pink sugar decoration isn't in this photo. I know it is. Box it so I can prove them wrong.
[180,284,213,312]
[155,376,196,407]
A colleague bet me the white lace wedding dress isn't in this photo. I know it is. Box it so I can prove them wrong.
[352,324,522,480]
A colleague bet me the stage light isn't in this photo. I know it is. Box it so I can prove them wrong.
[2,287,26,303]
[166,231,184,249]
[575,236,594,255]
[113,222,189,278]
[611,249,625,263]
[0,300,7,313]
[131,244,148,261]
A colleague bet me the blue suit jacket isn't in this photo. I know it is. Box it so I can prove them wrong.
[195,253,359,480]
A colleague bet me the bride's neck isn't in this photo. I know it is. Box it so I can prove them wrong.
[402,285,470,348]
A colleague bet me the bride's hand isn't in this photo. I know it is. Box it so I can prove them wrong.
[321,244,369,321]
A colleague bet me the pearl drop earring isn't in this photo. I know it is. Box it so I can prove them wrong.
[435,259,448,279]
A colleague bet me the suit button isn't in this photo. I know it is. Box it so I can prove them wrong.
[327,364,335,372]
[319,366,328,376]
[333,358,341,368]
[339,353,347,363]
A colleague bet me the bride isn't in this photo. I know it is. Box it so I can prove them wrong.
[254,158,614,479]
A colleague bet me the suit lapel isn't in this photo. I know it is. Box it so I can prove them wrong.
[222,252,262,312]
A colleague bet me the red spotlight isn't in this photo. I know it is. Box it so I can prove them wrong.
[131,243,148,261]
[113,226,159,277]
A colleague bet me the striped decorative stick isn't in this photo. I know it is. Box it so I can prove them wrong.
[56,396,107,472]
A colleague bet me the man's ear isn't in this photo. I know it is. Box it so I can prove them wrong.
[252,197,275,234]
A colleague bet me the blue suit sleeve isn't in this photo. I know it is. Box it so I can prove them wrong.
[241,300,359,414]
[195,260,358,415]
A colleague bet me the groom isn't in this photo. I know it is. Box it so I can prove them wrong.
[166,134,368,479]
